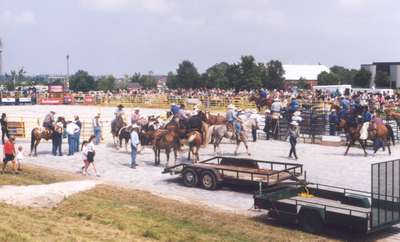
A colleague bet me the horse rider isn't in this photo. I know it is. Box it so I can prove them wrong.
[114,104,126,122]
[174,104,189,128]
[43,111,56,131]
[288,96,300,120]
[371,112,385,152]
[226,104,241,138]
[359,106,373,140]
[131,107,141,125]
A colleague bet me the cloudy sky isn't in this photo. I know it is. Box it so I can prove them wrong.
[1,0,400,75]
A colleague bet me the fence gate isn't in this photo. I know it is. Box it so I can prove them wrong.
[371,159,400,230]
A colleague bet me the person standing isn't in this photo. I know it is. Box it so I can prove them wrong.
[250,110,259,142]
[2,136,16,174]
[0,113,10,144]
[130,124,140,169]
[66,121,80,156]
[92,113,101,145]
[52,118,64,156]
[74,116,82,153]
[263,110,272,140]
[329,110,338,136]
[288,121,300,160]
[131,108,141,125]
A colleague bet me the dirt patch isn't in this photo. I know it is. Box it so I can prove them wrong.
[0,180,99,208]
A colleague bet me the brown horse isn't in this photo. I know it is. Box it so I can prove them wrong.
[111,115,126,147]
[187,131,202,163]
[205,111,226,125]
[338,118,391,156]
[153,124,183,167]
[249,95,272,112]
[30,117,66,156]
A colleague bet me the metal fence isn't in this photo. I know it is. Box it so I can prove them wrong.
[371,159,400,230]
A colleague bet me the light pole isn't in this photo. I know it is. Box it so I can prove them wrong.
[66,54,70,91]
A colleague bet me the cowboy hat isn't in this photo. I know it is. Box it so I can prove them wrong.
[251,109,257,114]
[265,109,271,113]
[133,107,140,111]
[131,124,139,129]
[117,104,124,108]
[293,111,301,116]
[228,104,236,109]
[95,113,101,117]
[274,98,280,101]
[290,121,299,126]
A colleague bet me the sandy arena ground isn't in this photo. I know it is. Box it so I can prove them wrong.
[3,105,400,240]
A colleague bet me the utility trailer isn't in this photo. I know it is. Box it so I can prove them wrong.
[254,159,400,234]
[163,156,303,190]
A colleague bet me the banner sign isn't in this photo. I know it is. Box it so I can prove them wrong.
[18,97,32,103]
[84,95,94,104]
[186,98,201,104]
[48,84,64,93]
[40,98,63,105]
[1,98,16,103]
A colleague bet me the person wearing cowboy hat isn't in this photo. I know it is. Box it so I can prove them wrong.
[43,111,56,130]
[263,109,272,140]
[92,113,102,145]
[131,107,141,125]
[130,124,140,169]
[115,104,125,118]
[288,121,299,160]
[226,104,241,138]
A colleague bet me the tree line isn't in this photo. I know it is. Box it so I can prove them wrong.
[166,56,285,90]
[317,66,390,88]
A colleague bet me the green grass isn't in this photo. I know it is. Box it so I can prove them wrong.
[0,166,335,242]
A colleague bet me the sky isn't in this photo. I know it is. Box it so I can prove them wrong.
[1,0,400,76]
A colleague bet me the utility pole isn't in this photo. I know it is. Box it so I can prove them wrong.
[66,54,70,91]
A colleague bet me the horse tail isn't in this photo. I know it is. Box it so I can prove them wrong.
[30,128,36,152]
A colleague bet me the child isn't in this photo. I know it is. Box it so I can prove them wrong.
[2,136,16,174]
[82,135,99,176]
[15,145,24,171]
[81,140,89,176]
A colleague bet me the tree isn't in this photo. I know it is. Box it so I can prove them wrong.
[237,56,263,90]
[97,75,116,91]
[297,77,311,90]
[375,71,390,88]
[140,75,157,89]
[317,71,339,85]
[69,70,96,92]
[330,66,357,85]
[204,62,230,89]
[264,60,285,90]
[353,69,371,87]
[167,60,201,89]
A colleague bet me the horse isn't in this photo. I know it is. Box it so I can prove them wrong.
[111,115,126,147]
[338,118,391,156]
[249,95,272,112]
[153,127,181,167]
[117,125,132,151]
[30,117,66,156]
[205,111,226,125]
[187,131,202,163]
[210,123,250,156]
[187,111,209,146]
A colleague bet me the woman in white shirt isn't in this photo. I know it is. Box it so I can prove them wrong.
[81,135,99,176]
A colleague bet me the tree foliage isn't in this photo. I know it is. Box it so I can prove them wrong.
[317,71,339,85]
[97,75,116,91]
[167,60,201,89]
[353,69,372,87]
[69,70,96,92]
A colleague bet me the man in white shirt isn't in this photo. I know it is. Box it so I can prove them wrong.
[130,124,140,169]
[66,121,80,155]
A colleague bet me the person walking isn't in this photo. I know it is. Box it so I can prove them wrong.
[52,118,64,156]
[92,113,101,145]
[74,115,82,152]
[2,136,16,174]
[82,135,99,176]
[0,113,10,144]
[66,121,80,156]
[130,124,140,169]
[288,121,300,160]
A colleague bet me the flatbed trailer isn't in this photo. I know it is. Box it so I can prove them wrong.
[254,159,400,234]
[163,156,303,190]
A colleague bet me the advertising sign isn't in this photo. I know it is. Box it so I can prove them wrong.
[40,98,63,105]
[1,98,16,104]
[84,95,94,105]
[48,84,64,93]
[18,97,32,103]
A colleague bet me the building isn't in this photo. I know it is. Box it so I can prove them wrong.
[283,64,330,88]
[361,62,400,88]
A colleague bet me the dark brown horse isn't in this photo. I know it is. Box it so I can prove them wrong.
[338,118,391,156]
[111,115,126,147]
[249,95,272,112]
[153,127,181,167]
[30,117,66,156]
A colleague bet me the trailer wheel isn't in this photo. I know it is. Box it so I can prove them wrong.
[201,171,218,190]
[298,210,324,234]
[182,168,198,187]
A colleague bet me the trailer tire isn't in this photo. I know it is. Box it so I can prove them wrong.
[298,209,324,234]
[182,168,198,187]
[200,170,218,190]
